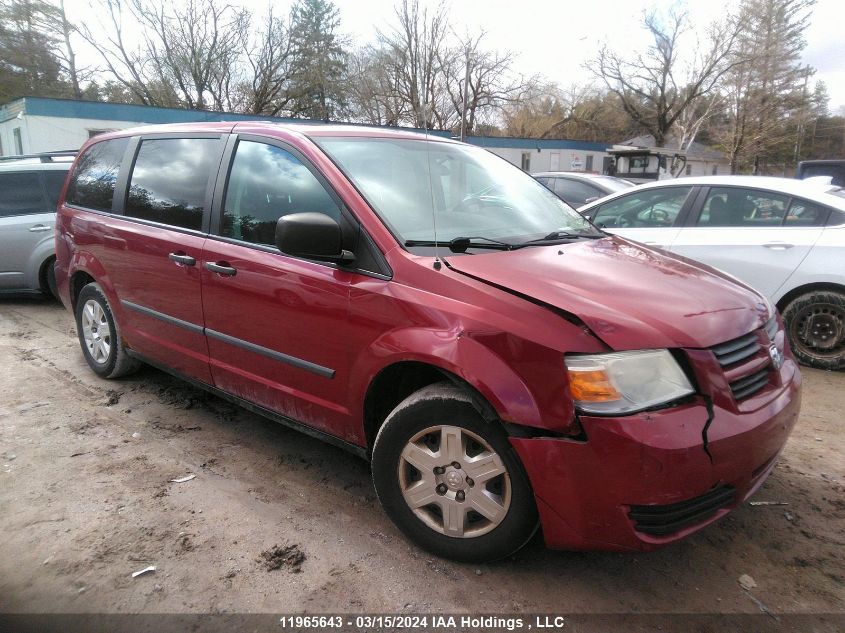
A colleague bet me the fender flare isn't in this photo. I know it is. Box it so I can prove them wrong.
[350,327,574,434]
[67,250,120,312]
[25,235,56,291]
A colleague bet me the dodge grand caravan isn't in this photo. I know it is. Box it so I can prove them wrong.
[55,123,801,562]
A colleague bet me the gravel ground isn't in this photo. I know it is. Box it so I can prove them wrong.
[0,299,843,627]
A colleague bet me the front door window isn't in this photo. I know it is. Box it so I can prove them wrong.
[221,141,341,246]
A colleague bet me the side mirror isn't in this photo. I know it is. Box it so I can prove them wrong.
[275,212,355,264]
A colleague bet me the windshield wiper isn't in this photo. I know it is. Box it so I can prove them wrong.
[404,236,519,253]
[520,230,605,245]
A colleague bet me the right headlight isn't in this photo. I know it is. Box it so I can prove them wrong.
[565,349,694,415]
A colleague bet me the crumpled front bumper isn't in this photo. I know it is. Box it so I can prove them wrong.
[510,359,801,551]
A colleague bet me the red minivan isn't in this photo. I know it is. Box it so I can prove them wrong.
[55,122,801,562]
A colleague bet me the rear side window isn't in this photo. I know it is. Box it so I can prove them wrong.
[696,188,789,227]
[784,200,830,226]
[220,140,341,246]
[125,138,218,231]
[43,170,70,209]
[0,172,44,217]
[828,207,845,226]
[66,137,129,212]
[553,178,603,207]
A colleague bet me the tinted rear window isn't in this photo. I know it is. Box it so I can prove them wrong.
[553,178,603,207]
[0,171,44,217]
[66,138,129,212]
[125,138,218,231]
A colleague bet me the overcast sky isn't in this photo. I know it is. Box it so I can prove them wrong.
[77,0,845,112]
[334,0,844,111]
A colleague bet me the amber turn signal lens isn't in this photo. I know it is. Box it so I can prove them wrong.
[567,369,621,402]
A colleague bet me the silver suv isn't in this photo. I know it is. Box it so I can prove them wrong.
[0,152,74,298]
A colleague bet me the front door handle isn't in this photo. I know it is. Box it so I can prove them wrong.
[205,261,237,276]
[762,242,794,250]
[168,252,196,266]
[29,224,52,233]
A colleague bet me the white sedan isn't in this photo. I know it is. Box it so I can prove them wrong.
[579,175,845,370]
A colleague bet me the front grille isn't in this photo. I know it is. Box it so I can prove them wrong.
[709,320,779,401]
[629,486,736,536]
[711,332,760,366]
[729,367,770,400]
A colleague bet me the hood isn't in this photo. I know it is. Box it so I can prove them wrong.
[445,236,770,350]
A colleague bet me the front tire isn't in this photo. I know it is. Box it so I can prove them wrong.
[782,290,845,370]
[372,383,538,562]
[75,282,141,379]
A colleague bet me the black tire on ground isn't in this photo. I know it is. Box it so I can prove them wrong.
[75,282,141,379]
[45,258,58,300]
[371,382,538,562]
[781,289,845,370]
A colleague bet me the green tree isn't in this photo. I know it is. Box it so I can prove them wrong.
[287,0,348,120]
[0,0,69,102]
[718,0,815,173]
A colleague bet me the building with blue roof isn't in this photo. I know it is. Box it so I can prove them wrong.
[0,96,610,174]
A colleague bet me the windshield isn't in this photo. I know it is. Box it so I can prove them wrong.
[315,137,597,245]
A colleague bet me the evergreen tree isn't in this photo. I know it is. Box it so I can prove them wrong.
[720,0,815,173]
[287,0,348,121]
[0,0,70,102]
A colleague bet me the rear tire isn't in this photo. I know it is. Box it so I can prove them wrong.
[371,383,538,562]
[40,257,59,300]
[75,282,141,379]
[46,260,58,300]
[781,290,845,370]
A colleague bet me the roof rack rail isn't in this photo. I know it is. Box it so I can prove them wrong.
[0,150,78,163]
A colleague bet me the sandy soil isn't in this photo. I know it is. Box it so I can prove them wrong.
[0,299,843,622]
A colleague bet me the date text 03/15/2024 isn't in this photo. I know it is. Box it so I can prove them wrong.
[278,615,567,630]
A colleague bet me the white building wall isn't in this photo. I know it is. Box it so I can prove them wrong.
[482,147,608,174]
[682,158,731,177]
[0,115,143,155]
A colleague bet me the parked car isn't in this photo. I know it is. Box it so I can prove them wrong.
[0,152,74,298]
[534,171,635,208]
[55,124,800,562]
[797,159,845,186]
[579,176,845,369]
